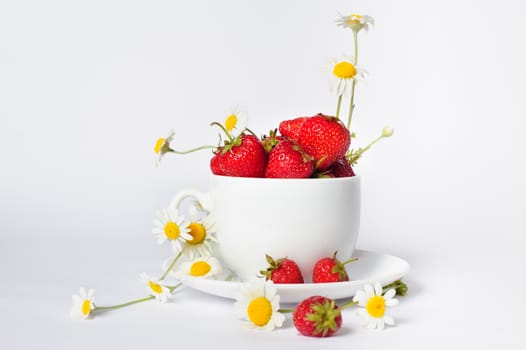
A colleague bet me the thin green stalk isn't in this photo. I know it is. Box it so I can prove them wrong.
[278,308,295,314]
[336,95,343,119]
[93,283,183,313]
[172,145,216,155]
[210,122,233,142]
[94,296,155,311]
[338,300,358,310]
[159,251,182,281]
[341,257,359,265]
[347,29,359,130]
[168,282,183,292]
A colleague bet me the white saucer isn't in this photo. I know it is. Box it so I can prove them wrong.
[181,250,410,304]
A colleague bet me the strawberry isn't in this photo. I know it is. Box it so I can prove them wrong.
[264,140,314,178]
[312,252,358,283]
[293,296,342,337]
[326,157,355,177]
[217,134,267,177]
[278,116,308,143]
[259,254,304,284]
[210,152,224,175]
[297,114,350,171]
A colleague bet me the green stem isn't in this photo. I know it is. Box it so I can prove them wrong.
[159,251,182,281]
[93,283,183,313]
[168,282,183,292]
[339,300,358,310]
[210,122,233,142]
[349,134,385,164]
[335,95,343,119]
[94,295,155,311]
[347,29,359,130]
[172,145,216,155]
[341,257,359,266]
[278,308,295,314]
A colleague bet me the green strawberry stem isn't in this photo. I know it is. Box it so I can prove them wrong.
[335,95,343,120]
[159,251,182,281]
[93,283,182,312]
[341,257,359,265]
[347,29,359,130]
[210,122,234,142]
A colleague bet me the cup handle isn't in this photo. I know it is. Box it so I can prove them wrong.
[169,189,213,213]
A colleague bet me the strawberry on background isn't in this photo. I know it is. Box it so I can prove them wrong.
[259,254,304,284]
[312,252,359,283]
[292,295,342,337]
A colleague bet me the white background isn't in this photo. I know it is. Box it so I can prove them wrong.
[2,0,526,348]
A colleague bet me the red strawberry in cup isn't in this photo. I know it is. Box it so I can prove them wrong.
[327,157,356,177]
[210,152,225,175]
[297,114,351,171]
[293,295,342,337]
[278,116,308,143]
[216,134,267,177]
[264,140,314,178]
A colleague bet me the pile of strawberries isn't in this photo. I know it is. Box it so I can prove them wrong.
[210,113,355,178]
[259,252,358,337]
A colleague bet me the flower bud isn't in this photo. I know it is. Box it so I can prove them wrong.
[381,127,394,138]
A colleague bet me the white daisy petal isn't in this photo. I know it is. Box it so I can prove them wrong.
[377,318,385,330]
[374,282,383,296]
[383,288,396,300]
[384,315,395,326]
[364,284,374,298]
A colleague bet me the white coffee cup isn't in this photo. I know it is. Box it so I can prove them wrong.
[170,174,361,282]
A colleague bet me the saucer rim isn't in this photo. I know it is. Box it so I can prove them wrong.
[179,249,410,303]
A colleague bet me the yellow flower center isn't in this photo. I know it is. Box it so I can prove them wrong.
[225,114,238,132]
[149,281,163,294]
[82,299,92,316]
[366,296,386,318]
[187,222,206,245]
[190,261,212,276]
[333,61,357,79]
[154,138,165,154]
[351,14,363,21]
[164,221,181,240]
[247,297,272,326]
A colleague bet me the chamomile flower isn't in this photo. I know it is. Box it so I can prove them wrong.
[152,206,192,254]
[223,106,248,136]
[336,13,375,32]
[70,288,96,320]
[140,273,171,303]
[353,282,399,330]
[234,280,285,331]
[182,205,217,259]
[154,129,175,164]
[173,256,223,280]
[328,56,366,97]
